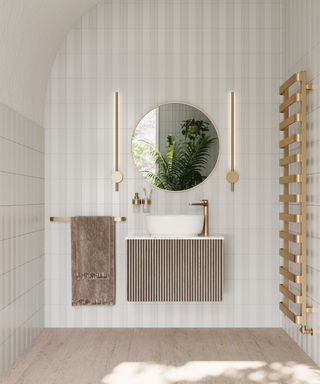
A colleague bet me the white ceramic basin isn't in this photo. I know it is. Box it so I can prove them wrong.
[146,215,204,237]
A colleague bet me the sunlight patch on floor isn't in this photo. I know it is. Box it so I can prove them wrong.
[102,361,320,384]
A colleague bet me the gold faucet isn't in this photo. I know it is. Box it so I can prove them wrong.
[189,199,209,236]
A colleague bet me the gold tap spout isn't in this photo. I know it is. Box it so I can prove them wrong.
[189,199,209,236]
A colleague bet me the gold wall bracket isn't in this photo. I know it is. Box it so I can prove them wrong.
[112,91,123,191]
[226,91,239,192]
[279,70,313,336]
[300,325,313,335]
[306,84,312,91]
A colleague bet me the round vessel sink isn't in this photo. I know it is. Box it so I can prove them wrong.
[146,214,204,237]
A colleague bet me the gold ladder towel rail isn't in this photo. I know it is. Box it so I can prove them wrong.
[279,70,313,335]
[50,216,126,223]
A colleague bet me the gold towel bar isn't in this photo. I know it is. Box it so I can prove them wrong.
[279,93,301,113]
[279,174,301,184]
[279,302,302,324]
[280,284,302,304]
[279,212,302,223]
[279,72,312,95]
[279,266,302,284]
[50,216,126,223]
[279,133,301,148]
[279,113,301,131]
[279,72,300,95]
[279,154,301,166]
[279,248,302,264]
[279,230,302,244]
[279,194,302,203]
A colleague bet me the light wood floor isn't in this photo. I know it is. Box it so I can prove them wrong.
[1,329,319,384]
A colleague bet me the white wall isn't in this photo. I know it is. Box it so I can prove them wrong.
[0,103,44,376]
[45,0,281,328]
[0,0,100,125]
[282,0,320,366]
[0,0,101,377]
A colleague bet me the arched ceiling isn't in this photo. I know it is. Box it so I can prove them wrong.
[0,0,100,125]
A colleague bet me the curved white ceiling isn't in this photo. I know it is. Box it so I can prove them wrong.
[0,0,100,124]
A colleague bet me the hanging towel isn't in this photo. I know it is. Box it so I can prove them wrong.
[71,216,115,306]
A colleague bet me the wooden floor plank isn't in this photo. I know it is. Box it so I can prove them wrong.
[0,329,319,384]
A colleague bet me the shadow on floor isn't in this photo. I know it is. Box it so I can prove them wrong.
[102,360,320,384]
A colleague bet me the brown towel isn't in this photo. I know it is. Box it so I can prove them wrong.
[71,216,115,306]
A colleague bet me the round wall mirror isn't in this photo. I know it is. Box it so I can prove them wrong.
[132,103,219,191]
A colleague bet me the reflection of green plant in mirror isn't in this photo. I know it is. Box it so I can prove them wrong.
[144,120,216,191]
[181,119,209,141]
[166,135,176,172]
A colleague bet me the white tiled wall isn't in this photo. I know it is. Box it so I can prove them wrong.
[0,103,44,376]
[282,0,320,367]
[45,0,281,328]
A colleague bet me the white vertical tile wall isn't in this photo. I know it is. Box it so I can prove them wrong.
[45,0,281,328]
[0,103,44,377]
[282,0,320,367]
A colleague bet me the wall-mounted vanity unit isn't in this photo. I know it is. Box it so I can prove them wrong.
[126,237,224,302]
[128,102,223,303]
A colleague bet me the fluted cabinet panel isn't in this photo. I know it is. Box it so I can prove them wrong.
[127,239,223,302]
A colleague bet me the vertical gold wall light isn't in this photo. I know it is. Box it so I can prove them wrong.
[112,91,123,191]
[226,91,239,191]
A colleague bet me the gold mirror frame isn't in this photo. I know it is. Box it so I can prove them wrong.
[131,101,221,193]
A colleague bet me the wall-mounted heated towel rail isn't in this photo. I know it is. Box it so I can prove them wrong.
[279,70,313,335]
[50,216,126,223]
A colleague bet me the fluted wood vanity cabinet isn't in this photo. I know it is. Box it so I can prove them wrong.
[126,237,224,302]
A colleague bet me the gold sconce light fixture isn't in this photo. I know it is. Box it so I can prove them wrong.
[226,91,239,192]
[112,91,123,191]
